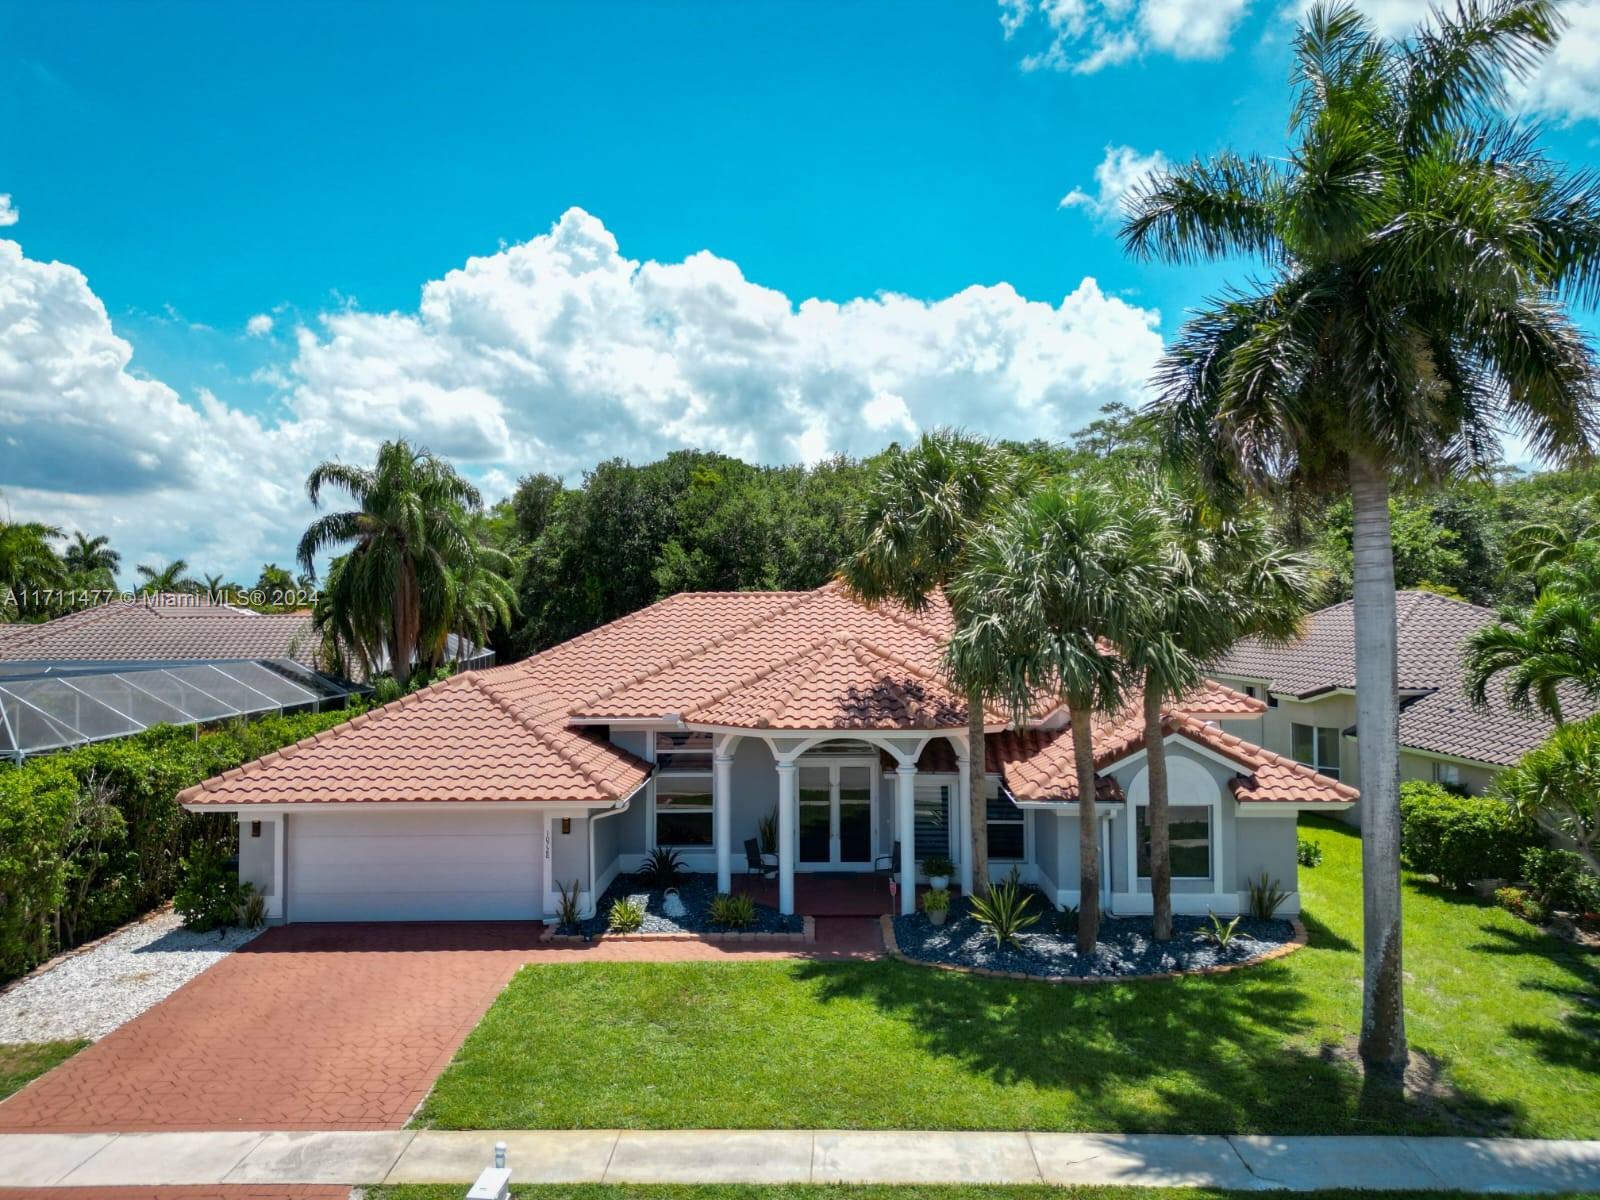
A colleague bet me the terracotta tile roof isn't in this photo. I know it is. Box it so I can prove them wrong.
[178,670,651,806]
[0,597,322,669]
[1214,589,1587,767]
[181,582,1340,809]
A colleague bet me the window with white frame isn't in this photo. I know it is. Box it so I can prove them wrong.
[986,790,1025,860]
[654,731,713,846]
[1433,760,1461,786]
[1291,723,1341,779]
[1136,804,1211,879]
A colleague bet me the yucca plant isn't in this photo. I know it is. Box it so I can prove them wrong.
[968,878,1039,949]
[639,845,685,888]
[1247,872,1290,920]
[555,879,582,930]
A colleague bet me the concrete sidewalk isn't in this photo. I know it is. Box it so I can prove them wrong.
[2,1129,1599,1192]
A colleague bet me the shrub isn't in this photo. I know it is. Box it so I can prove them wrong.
[1521,848,1600,915]
[1297,837,1323,868]
[921,887,951,915]
[1495,886,1544,923]
[1399,781,1529,891]
[638,846,685,888]
[555,879,582,930]
[240,889,267,930]
[969,878,1039,948]
[922,856,955,879]
[708,892,756,928]
[1247,872,1290,920]
[607,896,646,933]
[1204,911,1241,947]
[1053,903,1079,937]
[173,842,250,933]
[0,705,359,983]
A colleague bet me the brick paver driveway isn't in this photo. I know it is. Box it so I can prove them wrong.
[0,923,544,1133]
[0,918,880,1134]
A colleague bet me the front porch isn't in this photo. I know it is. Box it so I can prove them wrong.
[732,871,962,917]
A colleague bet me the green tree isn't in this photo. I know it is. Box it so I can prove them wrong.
[1122,0,1600,1072]
[135,559,191,595]
[297,440,487,688]
[842,430,1032,898]
[62,533,120,586]
[1493,713,1600,871]
[1123,480,1314,940]
[950,480,1165,949]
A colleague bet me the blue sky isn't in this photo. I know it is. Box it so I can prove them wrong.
[3,0,1599,582]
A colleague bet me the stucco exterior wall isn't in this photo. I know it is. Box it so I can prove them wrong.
[550,814,589,892]
[237,815,276,898]
[1398,750,1496,795]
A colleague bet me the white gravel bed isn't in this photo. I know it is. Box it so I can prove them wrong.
[0,908,260,1044]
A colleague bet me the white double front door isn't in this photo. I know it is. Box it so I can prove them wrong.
[794,759,878,870]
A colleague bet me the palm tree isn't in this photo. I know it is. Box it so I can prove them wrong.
[298,440,485,688]
[949,480,1166,950]
[1506,515,1599,579]
[135,558,190,595]
[1121,0,1600,1073]
[63,532,120,582]
[1123,480,1314,940]
[1493,713,1600,870]
[430,546,518,666]
[841,429,1032,898]
[0,517,65,618]
[1466,547,1600,723]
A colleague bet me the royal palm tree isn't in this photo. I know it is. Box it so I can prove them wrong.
[63,533,120,583]
[135,559,190,595]
[1123,479,1314,940]
[842,430,1032,897]
[949,480,1166,950]
[298,440,485,688]
[1121,0,1600,1073]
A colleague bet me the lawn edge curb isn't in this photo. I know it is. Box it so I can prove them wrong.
[879,914,1309,984]
[539,915,816,945]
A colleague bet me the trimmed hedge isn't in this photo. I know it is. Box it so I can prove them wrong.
[1399,780,1534,892]
[0,707,358,984]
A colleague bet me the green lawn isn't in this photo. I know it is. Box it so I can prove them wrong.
[0,1040,85,1101]
[417,817,1599,1136]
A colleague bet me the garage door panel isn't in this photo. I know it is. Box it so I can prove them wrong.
[287,810,541,922]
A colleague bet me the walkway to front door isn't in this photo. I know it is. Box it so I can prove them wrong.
[733,872,952,916]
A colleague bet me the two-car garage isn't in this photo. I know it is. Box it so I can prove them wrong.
[283,810,542,922]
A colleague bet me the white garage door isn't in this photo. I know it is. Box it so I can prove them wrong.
[286,810,541,922]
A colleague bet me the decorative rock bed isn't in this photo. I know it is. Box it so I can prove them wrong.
[886,894,1304,983]
[541,873,810,942]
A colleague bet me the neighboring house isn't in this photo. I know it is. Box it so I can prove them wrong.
[179,582,1352,924]
[1213,590,1573,811]
[0,594,489,760]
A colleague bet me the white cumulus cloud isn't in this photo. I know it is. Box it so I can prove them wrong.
[245,312,274,337]
[1,210,1166,579]
[1062,145,1170,224]
[1003,0,1251,72]
[0,195,16,227]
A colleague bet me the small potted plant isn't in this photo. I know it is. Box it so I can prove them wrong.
[923,856,954,891]
[922,886,952,927]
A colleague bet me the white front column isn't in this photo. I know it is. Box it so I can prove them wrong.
[776,761,797,915]
[714,752,734,894]
[897,763,917,915]
[955,750,974,897]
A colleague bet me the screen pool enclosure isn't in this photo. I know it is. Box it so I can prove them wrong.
[0,658,360,762]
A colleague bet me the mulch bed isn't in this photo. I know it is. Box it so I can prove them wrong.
[890,894,1299,981]
[556,872,806,938]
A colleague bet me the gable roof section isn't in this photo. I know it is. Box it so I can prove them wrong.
[1215,589,1584,768]
[178,670,650,806]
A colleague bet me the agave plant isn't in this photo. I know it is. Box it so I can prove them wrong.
[968,878,1039,949]
[639,845,685,888]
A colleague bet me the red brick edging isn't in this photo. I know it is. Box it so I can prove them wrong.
[539,914,816,945]
[878,914,1309,984]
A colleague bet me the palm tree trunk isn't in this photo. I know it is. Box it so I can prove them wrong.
[392,560,420,688]
[1143,681,1173,941]
[967,685,989,899]
[1351,454,1408,1075]
[1070,704,1100,951]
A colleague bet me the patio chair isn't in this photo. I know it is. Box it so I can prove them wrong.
[745,838,777,879]
[874,840,900,876]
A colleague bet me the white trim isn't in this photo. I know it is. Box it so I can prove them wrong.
[1394,744,1502,772]
[1106,730,1255,777]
